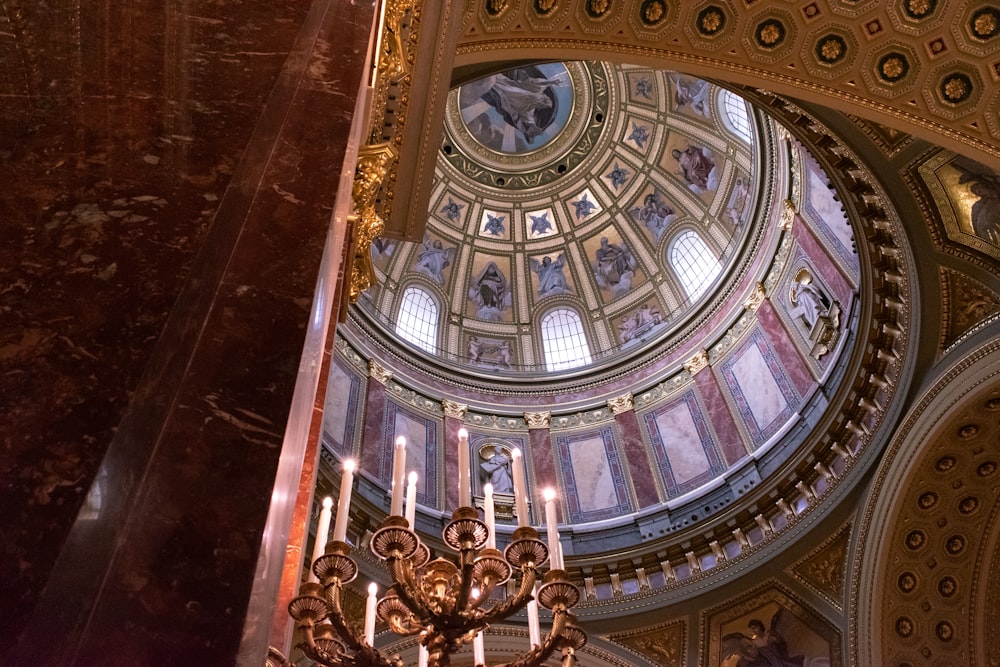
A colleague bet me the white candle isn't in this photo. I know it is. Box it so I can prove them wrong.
[483,483,496,549]
[405,470,418,527]
[364,582,378,645]
[309,496,334,582]
[390,436,407,516]
[543,488,562,570]
[511,448,530,527]
[527,588,540,647]
[458,428,471,508]
[332,459,356,543]
[418,645,428,667]
[474,632,485,665]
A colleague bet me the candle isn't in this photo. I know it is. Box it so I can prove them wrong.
[390,436,407,516]
[309,496,334,582]
[418,645,428,667]
[543,488,562,570]
[332,459,356,543]
[458,428,471,508]
[364,582,378,645]
[483,483,496,549]
[527,586,540,647]
[405,470,418,527]
[474,632,485,666]
[511,448,530,527]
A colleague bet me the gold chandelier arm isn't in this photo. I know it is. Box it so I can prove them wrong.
[452,549,478,617]
[388,555,432,620]
[385,612,424,637]
[491,607,568,667]
[479,566,537,626]
[322,580,366,653]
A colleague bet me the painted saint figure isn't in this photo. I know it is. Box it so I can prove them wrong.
[531,253,571,297]
[672,144,718,192]
[721,610,808,667]
[633,191,676,240]
[414,234,454,284]
[594,237,637,298]
[469,261,511,321]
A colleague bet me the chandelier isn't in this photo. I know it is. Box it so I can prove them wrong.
[285,429,586,667]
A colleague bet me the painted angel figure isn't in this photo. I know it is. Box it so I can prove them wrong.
[672,144,718,192]
[413,234,454,284]
[531,253,570,297]
[632,191,676,240]
[670,74,710,117]
[720,610,806,667]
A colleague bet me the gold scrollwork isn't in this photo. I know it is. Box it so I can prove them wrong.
[441,399,468,419]
[368,360,393,385]
[744,281,767,311]
[524,411,551,428]
[684,348,710,375]
[348,142,397,302]
[607,393,634,415]
[779,198,797,230]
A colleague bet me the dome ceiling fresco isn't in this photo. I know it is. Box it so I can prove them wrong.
[361,62,764,379]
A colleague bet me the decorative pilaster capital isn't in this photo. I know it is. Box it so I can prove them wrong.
[441,399,468,419]
[744,281,767,311]
[779,199,796,230]
[684,348,711,375]
[368,360,393,385]
[607,393,634,415]
[524,411,551,429]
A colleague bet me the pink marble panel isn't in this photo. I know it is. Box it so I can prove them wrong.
[756,300,817,394]
[694,369,747,466]
[793,217,856,308]
[529,427,558,523]
[614,411,662,508]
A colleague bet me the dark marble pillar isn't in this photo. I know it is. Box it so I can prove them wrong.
[526,413,557,523]
[361,362,391,476]
[756,299,818,393]
[442,401,468,512]
[7,0,377,663]
[610,402,661,509]
[692,366,748,466]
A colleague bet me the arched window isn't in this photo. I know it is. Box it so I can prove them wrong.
[396,286,438,353]
[540,308,592,371]
[722,90,753,144]
[671,230,721,300]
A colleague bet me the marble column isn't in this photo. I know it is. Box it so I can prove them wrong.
[607,394,661,508]
[361,361,392,476]
[8,0,377,664]
[442,400,469,511]
[686,350,747,466]
[525,411,556,524]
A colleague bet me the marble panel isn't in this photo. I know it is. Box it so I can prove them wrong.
[528,427,557,523]
[693,369,748,466]
[793,217,857,307]
[643,391,724,496]
[555,426,633,523]
[361,380,386,475]
[385,403,438,505]
[756,300,818,394]
[719,328,800,447]
[322,358,362,454]
[615,410,662,508]
[803,156,859,273]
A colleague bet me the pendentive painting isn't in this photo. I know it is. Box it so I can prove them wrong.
[707,586,841,667]
[917,150,1000,262]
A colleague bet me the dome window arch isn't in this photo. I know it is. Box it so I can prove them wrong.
[396,285,439,354]
[670,229,722,301]
[540,307,593,372]
[720,89,753,145]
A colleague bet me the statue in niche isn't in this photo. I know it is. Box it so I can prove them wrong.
[413,234,454,284]
[788,275,830,330]
[672,143,718,193]
[594,236,637,297]
[530,253,570,297]
[480,445,514,494]
[787,269,841,359]
[468,261,511,321]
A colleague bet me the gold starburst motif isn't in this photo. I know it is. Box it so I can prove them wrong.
[820,38,843,61]
[907,0,931,17]
[700,10,722,33]
[974,12,997,38]
[759,23,782,45]
[643,1,665,23]
[881,56,905,79]
[943,76,969,101]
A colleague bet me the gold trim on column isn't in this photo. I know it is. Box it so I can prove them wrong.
[684,349,710,375]
[368,359,393,385]
[607,393,634,415]
[441,399,468,419]
[524,411,551,428]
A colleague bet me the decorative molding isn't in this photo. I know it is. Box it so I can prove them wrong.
[683,348,710,375]
[607,393,634,415]
[788,520,852,610]
[779,198,796,230]
[441,398,468,419]
[744,281,767,311]
[368,359,393,385]
[524,411,551,428]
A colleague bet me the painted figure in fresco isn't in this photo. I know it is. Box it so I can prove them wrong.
[670,74,710,118]
[788,276,830,330]
[594,237,637,297]
[633,191,676,240]
[480,445,514,494]
[469,261,511,320]
[954,157,1000,245]
[672,144,718,192]
[618,303,663,343]
[483,213,506,237]
[529,211,554,236]
[480,66,563,145]
[531,253,571,297]
[726,176,751,227]
[468,336,482,363]
[497,340,512,367]
[721,611,806,667]
[413,234,454,284]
